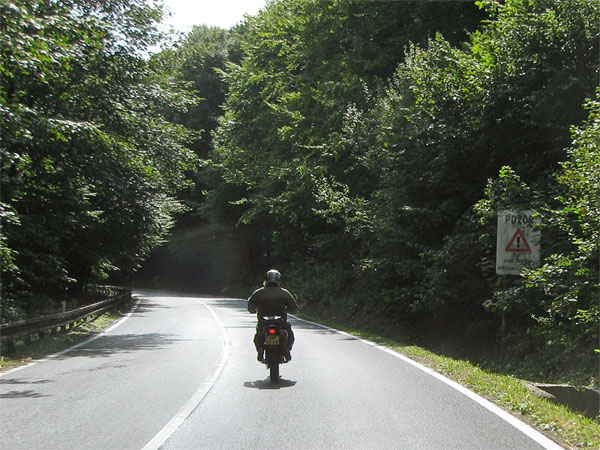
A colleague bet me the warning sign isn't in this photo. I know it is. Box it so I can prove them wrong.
[505,229,531,252]
[496,210,541,275]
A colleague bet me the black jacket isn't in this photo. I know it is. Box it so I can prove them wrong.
[248,284,298,321]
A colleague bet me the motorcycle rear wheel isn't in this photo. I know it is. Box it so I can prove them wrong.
[266,350,280,383]
[269,362,280,383]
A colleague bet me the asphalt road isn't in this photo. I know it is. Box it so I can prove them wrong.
[0,290,562,450]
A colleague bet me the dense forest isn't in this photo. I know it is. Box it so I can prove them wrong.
[1,0,598,385]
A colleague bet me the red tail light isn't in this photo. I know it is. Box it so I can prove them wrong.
[267,328,277,335]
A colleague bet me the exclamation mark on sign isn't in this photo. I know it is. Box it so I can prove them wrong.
[505,229,532,252]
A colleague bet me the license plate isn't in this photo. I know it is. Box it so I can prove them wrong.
[264,335,280,345]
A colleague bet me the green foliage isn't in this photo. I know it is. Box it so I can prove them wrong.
[207,0,486,258]
[150,25,245,158]
[1,0,197,320]
[357,36,493,318]
[521,93,600,383]
[473,0,599,179]
[472,94,599,384]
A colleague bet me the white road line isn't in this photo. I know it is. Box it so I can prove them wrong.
[142,300,230,450]
[0,296,142,378]
[291,315,564,450]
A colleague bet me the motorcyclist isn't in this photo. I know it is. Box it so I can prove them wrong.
[248,269,298,362]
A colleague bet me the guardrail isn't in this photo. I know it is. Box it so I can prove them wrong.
[0,287,132,354]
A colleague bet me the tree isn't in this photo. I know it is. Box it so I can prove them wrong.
[522,93,599,382]
[1,0,197,319]
[136,23,261,291]
[150,24,247,159]
[205,0,486,278]
[347,0,599,328]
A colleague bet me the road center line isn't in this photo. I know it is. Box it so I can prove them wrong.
[142,300,230,450]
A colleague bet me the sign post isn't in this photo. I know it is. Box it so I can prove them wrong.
[496,210,541,275]
[495,210,541,361]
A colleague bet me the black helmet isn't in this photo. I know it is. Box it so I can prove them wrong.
[265,269,281,286]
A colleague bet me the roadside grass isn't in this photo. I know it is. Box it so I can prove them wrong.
[298,313,600,450]
[0,303,131,373]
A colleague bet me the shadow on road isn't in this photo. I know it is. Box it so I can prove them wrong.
[130,301,171,315]
[55,333,193,359]
[210,298,248,310]
[244,378,297,390]
[0,389,50,399]
[290,317,348,334]
[0,378,53,385]
[0,378,54,398]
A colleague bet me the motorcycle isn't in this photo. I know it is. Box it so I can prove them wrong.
[259,315,289,383]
